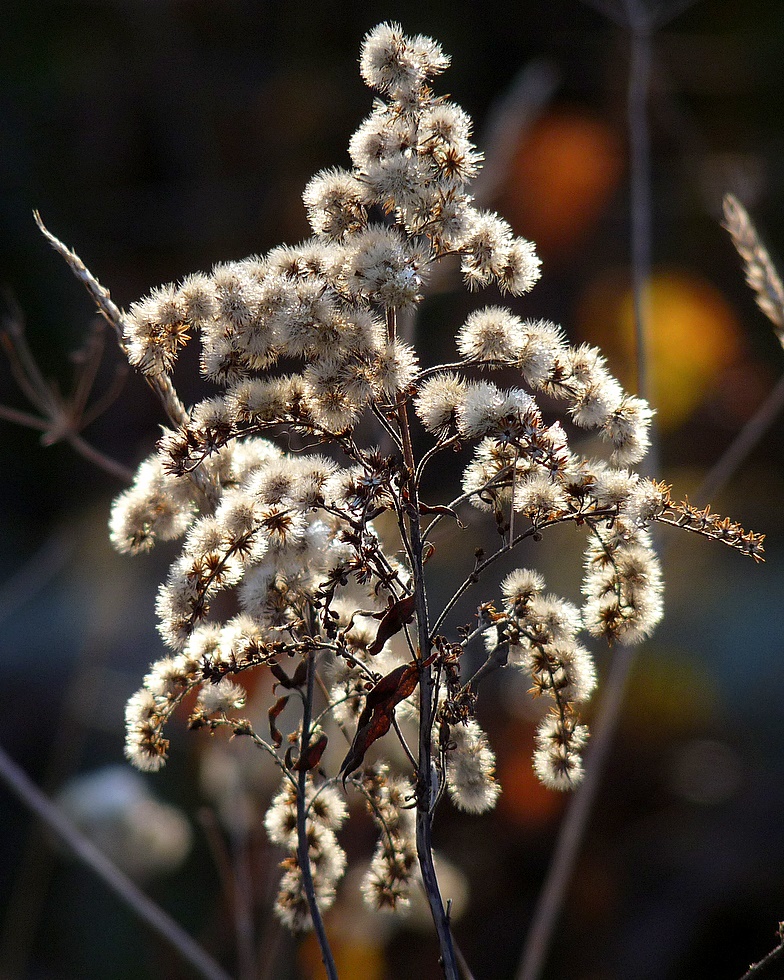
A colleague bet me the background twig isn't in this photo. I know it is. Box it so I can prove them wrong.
[0,744,234,980]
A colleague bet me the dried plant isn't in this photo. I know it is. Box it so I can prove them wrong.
[719,193,784,980]
[0,290,131,481]
[36,24,764,980]
[723,193,784,336]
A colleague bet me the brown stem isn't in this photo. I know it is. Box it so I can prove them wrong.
[387,307,459,980]
[739,932,784,980]
[0,404,49,430]
[295,648,338,980]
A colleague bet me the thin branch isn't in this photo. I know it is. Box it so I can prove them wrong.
[430,510,615,640]
[1,289,133,481]
[80,361,130,429]
[0,743,234,980]
[624,3,654,408]
[296,650,339,980]
[578,0,626,26]
[387,306,460,980]
[460,639,509,695]
[0,403,49,430]
[0,530,74,627]
[197,808,256,980]
[415,433,461,487]
[0,399,133,481]
[429,530,525,640]
[370,401,405,455]
[65,431,135,482]
[197,808,241,921]
[516,9,657,977]
[34,211,190,431]
[421,471,513,545]
[651,0,700,29]
[229,823,258,980]
[680,375,783,523]
[392,714,419,772]
[69,323,105,420]
[313,672,356,741]
[205,717,298,790]
[0,335,58,420]
[0,294,60,416]
[515,644,636,980]
[739,929,784,980]
[455,937,479,980]
[473,58,560,207]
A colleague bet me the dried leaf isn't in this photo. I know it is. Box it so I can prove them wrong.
[270,659,307,690]
[340,662,420,779]
[294,732,328,771]
[292,658,308,688]
[367,594,416,656]
[270,662,292,688]
[268,695,290,747]
[419,501,466,528]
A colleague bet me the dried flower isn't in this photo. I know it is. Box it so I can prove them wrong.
[445,719,501,814]
[30,22,759,966]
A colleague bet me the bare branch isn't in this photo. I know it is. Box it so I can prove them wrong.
[0,743,233,980]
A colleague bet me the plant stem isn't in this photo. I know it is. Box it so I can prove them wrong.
[516,644,636,980]
[295,648,339,980]
[387,307,459,980]
[697,370,784,505]
[229,824,258,980]
[739,931,784,980]
[0,403,48,430]
[0,743,233,980]
[65,431,135,482]
[412,501,460,979]
[625,6,653,407]
[517,7,656,977]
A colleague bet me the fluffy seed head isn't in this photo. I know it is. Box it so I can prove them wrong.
[446,719,501,813]
[456,307,524,362]
[414,372,467,435]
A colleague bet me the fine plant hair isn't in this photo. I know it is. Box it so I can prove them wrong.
[723,194,784,339]
[35,24,764,980]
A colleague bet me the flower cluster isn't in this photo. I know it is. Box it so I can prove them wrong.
[104,22,764,944]
[445,718,502,811]
[264,777,349,929]
[359,765,417,911]
[119,24,541,460]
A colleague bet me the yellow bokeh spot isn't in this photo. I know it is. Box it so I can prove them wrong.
[577,269,742,429]
[623,653,719,737]
[299,935,386,980]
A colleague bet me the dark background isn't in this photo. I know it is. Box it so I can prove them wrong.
[2,1,784,978]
